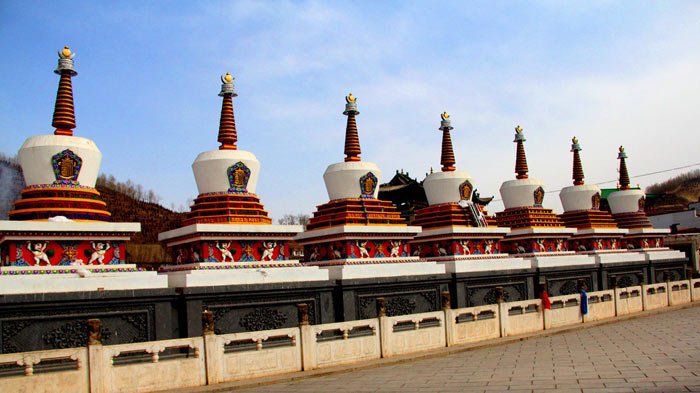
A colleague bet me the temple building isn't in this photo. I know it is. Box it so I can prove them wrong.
[410,113,521,267]
[0,47,167,294]
[294,94,442,280]
[495,126,592,295]
[157,73,326,287]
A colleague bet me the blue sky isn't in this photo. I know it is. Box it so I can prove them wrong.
[1,1,699,219]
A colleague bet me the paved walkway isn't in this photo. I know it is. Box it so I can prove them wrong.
[236,306,700,393]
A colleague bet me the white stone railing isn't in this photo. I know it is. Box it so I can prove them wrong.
[205,327,301,384]
[500,299,543,336]
[2,280,697,392]
[0,347,88,393]
[379,311,446,358]
[89,337,206,393]
[668,279,692,306]
[445,304,500,346]
[642,282,669,310]
[301,319,380,370]
[692,278,700,302]
[584,289,616,322]
[544,294,582,329]
[615,285,644,315]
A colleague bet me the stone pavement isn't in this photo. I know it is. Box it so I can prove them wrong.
[235,306,700,393]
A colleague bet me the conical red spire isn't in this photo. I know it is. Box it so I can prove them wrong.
[439,112,456,172]
[618,146,630,190]
[217,72,238,150]
[52,46,77,136]
[571,137,584,185]
[343,93,361,162]
[514,125,528,179]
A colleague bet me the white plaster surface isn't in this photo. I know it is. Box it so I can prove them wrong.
[440,257,531,273]
[608,189,646,214]
[595,251,647,265]
[559,184,601,212]
[0,267,168,295]
[0,220,140,234]
[499,178,545,209]
[415,226,510,239]
[321,261,444,280]
[323,161,381,200]
[642,283,669,310]
[507,227,578,237]
[643,249,687,262]
[615,286,644,316]
[574,228,628,236]
[527,254,595,268]
[164,264,329,287]
[668,280,691,306]
[192,149,260,194]
[295,224,421,242]
[17,134,102,187]
[423,170,474,205]
[158,223,302,242]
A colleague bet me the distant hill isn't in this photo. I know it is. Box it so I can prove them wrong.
[0,155,184,264]
[646,169,700,215]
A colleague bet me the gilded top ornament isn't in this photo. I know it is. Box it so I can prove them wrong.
[571,136,581,152]
[617,145,627,159]
[513,125,526,142]
[572,136,578,144]
[55,45,77,75]
[219,71,237,97]
[343,92,359,115]
[59,46,74,59]
[439,111,453,130]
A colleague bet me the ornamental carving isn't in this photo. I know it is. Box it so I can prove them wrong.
[359,172,378,198]
[238,308,288,332]
[483,287,510,304]
[385,297,416,317]
[591,192,601,210]
[533,186,545,207]
[227,161,251,193]
[459,180,473,201]
[617,275,634,288]
[52,149,82,184]
[41,320,112,349]
[557,280,579,296]
[638,196,646,211]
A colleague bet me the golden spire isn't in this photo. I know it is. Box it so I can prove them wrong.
[343,93,361,162]
[514,125,528,179]
[52,45,78,136]
[217,72,238,150]
[439,111,456,172]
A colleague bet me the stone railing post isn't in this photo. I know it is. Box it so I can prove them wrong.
[298,303,315,371]
[201,309,222,385]
[87,319,107,393]
[441,291,452,347]
[376,298,390,358]
[494,287,507,338]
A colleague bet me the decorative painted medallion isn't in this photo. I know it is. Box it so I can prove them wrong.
[591,192,601,210]
[533,186,545,207]
[359,172,378,199]
[459,180,473,201]
[638,196,645,211]
[227,161,251,193]
[52,149,82,184]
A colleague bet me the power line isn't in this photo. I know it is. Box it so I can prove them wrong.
[491,162,700,202]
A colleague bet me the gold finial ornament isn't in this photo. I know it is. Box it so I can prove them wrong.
[619,145,625,153]
[515,125,523,134]
[346,93,356,103]
[441,111,450,120]
[58,45,74,59]
[224,72,233,82]
[572,136,578,144]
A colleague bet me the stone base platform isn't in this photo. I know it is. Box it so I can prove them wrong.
[159,262,329,287]
[305,259,443,280]
[0,264,168,294]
